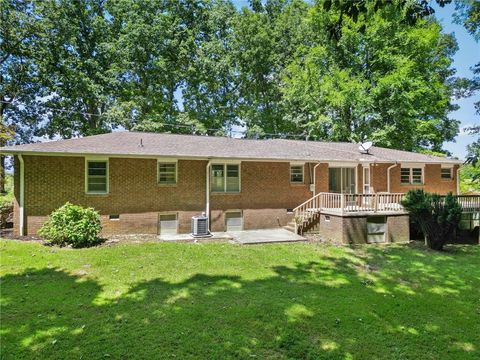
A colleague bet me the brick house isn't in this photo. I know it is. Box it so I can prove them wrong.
[1,131,463,244]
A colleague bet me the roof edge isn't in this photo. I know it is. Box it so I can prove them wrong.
[0,149,464,165]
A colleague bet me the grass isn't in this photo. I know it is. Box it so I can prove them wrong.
[1,240,479,359]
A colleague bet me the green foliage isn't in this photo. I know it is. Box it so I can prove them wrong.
[282,2,460,150]
[460,164,480,193]
[401,189,462,250]
[39,202,102,248]
[0,173,13,205]
[0,0,472,153]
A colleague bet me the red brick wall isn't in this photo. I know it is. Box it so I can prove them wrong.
[13,155,459,236]
[372,163,458,194]
[16,156,326,235]
[315,213,410,244]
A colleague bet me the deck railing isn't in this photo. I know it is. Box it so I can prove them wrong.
[292,192,406,231]
[293,192,480,231]
[441,195,480,213]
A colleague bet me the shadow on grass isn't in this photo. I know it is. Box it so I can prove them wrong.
[1,245,480,359]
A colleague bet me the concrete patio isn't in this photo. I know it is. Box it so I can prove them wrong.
[159,228,305,244]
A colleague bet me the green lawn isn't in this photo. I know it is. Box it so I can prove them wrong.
[1,240,479,359]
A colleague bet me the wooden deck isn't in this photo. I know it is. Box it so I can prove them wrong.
[293,192,480,233]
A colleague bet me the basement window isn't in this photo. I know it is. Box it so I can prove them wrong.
[109,214,120,221]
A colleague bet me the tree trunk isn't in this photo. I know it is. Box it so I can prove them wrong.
[0,99,6,194]
[0,155,5,194]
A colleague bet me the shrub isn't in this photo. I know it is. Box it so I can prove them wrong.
[401,190,462,251]
[0,201,13,228]
[39,203,102,247]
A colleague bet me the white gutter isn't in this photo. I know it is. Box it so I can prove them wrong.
[0,150,464,166]
[205,160,211,231]
[387,163,397,193]
[312,162,321,196]
[18,155,25,236]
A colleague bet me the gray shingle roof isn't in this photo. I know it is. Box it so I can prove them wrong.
[0,131,461,164]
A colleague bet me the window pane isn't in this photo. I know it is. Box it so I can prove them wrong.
[400,168,410,184]
[226,165,240,192]
[412,168,422,184]
[329,168,341,193]
[211,164,225,192]
[88,162,106,176]
[363,168,370,184]
[290,165,303,183]
[158,163,176,184]
[342,168,356,193]
[87,161,107,192]
[441,168,452,179]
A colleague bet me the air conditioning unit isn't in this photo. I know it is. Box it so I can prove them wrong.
[191,214,211,238]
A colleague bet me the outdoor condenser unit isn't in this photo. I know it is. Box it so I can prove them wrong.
[191,214,210,237]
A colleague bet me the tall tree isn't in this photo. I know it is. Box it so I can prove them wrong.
[281,1,460,151]
[32,0,119,139]
[232,0,310,137]
[0,0,45,192]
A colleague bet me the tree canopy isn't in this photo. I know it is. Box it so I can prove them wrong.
[0,0,477,154]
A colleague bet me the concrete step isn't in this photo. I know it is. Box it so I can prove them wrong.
[284,224,296,233]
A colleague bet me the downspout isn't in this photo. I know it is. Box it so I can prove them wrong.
[312,162,321,196]
[387,163,397,193]
[18,155,25,236]
[205,160,211,231]
[456,166,460,195]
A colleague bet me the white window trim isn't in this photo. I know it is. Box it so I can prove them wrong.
[441,167,453,180]
[157,159,178,185]
[290,163,304,184]
[211,163,241,193]
[400,167,424,185]
[328,162,358,168]
[401,163,425,168]
[85,157,109,195]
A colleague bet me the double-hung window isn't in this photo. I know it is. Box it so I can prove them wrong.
[211,163,240,192]
[400,167,423,185]
[290,164,304,183]
[158,162,177,184]
[86,160,108,194]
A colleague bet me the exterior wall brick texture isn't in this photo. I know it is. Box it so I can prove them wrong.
[13,155,458,237]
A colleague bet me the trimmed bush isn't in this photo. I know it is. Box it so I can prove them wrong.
[401,190,462,251]
[39,203,102,247]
